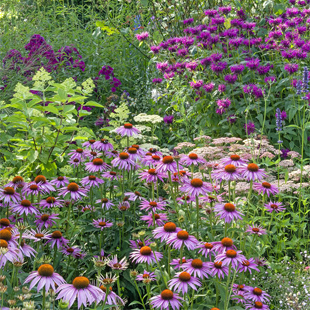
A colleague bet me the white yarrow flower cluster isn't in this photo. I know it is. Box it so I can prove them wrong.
[134,113,163,124]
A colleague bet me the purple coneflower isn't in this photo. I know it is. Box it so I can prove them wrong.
[141,213,168,227]
[92,218,113,230]
[46,230,69,249]
[253,182,278,197]
[32,175,55,193]
[50,176,69,188]
[221,154,248,167]
[196,242,216,259]
[150,289,183,310]
[238,258,260,274]
[130,246,163,264]
[181,259,210,279]
[125,191,144,201]
[81,175,104,188]
[61,246,82,257]
[244,286,270,303]
[69,158,82,167]
[156,156,180,173]
[179,153,206,167]
[6,176,25,189]
[212,164,241,181]
[0,187,20,204]
[102,171,120,181]
[153,222,181,242]
[167,230,198,250]
[239,163,266,181]
[56,276,104,308]
[24,264,65,292]
[39,196,64,209]
[170,257,187,270]
[68,148,90,160]
[96,198,114,210]
[19,240,37,258]
[127,147,141,161]
[245,302,270,310]
[34,213,59,229]
[136,270,156,282]
[115,123,140,137]
[207,261,229,279]
[212,237,237,254]
[85,158,110,173]
[93,138,114,151]
[59,182,88,200]
[215,250,246,269]
[22,183,43,197]
[140,199,166,212]
[98,286,125,306]
[82,139,97,150]
[11,199,38,216]
[246,225,267,236]
[180,178,212,196]
[214,203,243,223]
[23,228,50,242]
[111,152,136,171]
[129,238,152,250]
[264,201,285,213]
[107,255,129,271]
[168,271,201,294]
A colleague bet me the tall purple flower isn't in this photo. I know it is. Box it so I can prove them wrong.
[150,290,183,310]
[115,123,140,137]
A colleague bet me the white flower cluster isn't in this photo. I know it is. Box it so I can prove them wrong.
[134,113,163,124]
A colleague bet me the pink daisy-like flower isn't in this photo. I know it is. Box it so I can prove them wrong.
[214,203,244,223]
[246,225,267,236]
[150,289,183,310]
[102,171,121,181]
[130,246,163,264]
[139,168,167,183]
[181,259,210,279]
[221,154,248,167]
[85,158,110,173]
[127,147,141,161]
[215,250,246,269]
[34,213,59,229]
[31,175,55,193]
[239,163,266,181]
[93,138,114,151]
[0,239,21,268]
[82,139,97,150]
[238,258,260,274]
[140,154,162,167]
[136,270,156,282]
[176,195,195,205]
[253,182,278,197]
[115,123,140,137]
[245,302,270,310]
[24,264,65,292]
[180,179,212,197]
[0,187,20,204]
[244,286,271,303]
[23,228,50,242]
[111,152,136,171]
[129,238,152,250]
[168,271,201,294]
[107,255,129,271]
[39,196,64,209]
[156,156,181,174]
[167,230,198,250]
[131,144,146,156]
[98,286,125,306]
[69,158,82,167]
[206,261,229,279]
[264,201,285,213]
[50,176,70,188]
[19,241,37,258]
[179,153,206,167]
[153,222,181,242]
[81,175,104,188]
[170,257,188,270]
[68,148,90,160]
[59,183,88,201]
[56,276,104,308]
[6,176,26,189]
[11,199,38,216]
[46,230,69,249]
[95,198,114,210]
[141,212,168,227]
[61,246,82,257]
[92,218,113,230]
[140,199,166,212]
[87,151,103,160]
[196,242,216,259]
[125,191,144,201]
[212,164,241,182]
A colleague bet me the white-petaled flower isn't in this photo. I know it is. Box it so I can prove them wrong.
[134,113,163,124]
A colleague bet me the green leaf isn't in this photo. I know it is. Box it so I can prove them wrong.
[79,110,92,117]
[84,101,104,108]
[44,105,59,114]
[63,105,76,114]
[27,150,38,163]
